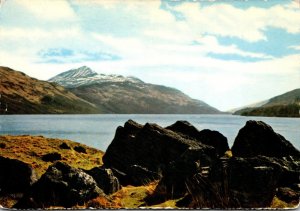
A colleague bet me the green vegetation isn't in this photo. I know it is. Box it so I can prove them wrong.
[267,89,300,106]
[40,94,100,114]
[240,104,300,117]
[234,88,300,117]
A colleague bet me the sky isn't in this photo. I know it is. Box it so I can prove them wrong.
[0,0,300,111]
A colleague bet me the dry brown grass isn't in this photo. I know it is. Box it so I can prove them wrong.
[87,196,121,209]
[224,150,232,158]
[0,67,84,104]
[0,135,104,208]
[0,135,104,178]
[106,181,159,208]
[270,196,299,209]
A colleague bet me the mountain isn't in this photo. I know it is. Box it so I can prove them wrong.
[0,66,100,114]
[228,100,268,113]
[49,66,143,88]
[234,89,300,117]
[265,89,300,106]
[49,66,221,114]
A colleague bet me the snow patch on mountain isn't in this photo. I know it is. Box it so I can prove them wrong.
[49,66,144,88]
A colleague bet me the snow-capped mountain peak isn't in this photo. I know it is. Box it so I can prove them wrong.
[49,66,143,88]
[49,66,97,81]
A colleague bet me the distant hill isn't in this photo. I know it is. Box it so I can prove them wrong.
[228,100,268,113]
[49,66,221,114]
[0,66,99,114]
[234,89,300,117]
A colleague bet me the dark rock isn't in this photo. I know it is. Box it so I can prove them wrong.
[85,167,121,195]
[232,120,300,157]
[275,156,300,187]
[156,146,217,198]
[0,156,37,193]
[74,145,87,153]
[227,156,282,208]
[41,152,62,162]
[166,120,200,138]
[291,183,300,192]
[197,129,229,156]
[14,162,104,208]
[103,120,218,186]
[126,165,161,186]
[166,121,229,156]
[277,187,300,203]
[185,173,229,208]
[0,143,6,148]
[176,194,193,208]
[102,120,143,174]
[110,167,128,186]
[59,142,71,149]
[102,119,300,208]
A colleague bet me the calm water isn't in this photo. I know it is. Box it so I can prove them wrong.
[0,114,299,151]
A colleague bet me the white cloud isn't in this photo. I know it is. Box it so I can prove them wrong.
[16,0,77,21]
[195,35,273,59]
[289,45,300,50]
[0,27,81,41]
[173,2,300,42]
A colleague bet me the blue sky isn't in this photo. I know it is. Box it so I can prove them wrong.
[0,0,299,111]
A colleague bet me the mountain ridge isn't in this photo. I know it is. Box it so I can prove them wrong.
[0,66,221,114]
[234,88,300,117]
[50,66,221,114]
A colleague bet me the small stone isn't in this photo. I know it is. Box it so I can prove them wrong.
[74,146,87,154]
[41,152,62,162]
[59,142,71,150]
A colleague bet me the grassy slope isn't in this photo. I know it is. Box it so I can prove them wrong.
[0,66,100,114]
[88,181,181,209]
[0,135,104,208]
[0,135,104,177]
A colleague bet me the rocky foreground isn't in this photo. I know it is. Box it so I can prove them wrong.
[0,120,299,209]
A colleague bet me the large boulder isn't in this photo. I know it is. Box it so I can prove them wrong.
[197,129,229,156]
[189,154,300,208]
[0,156,37,193]
[103,120,218,186]
[232,120,300,157]
[156,146,217,198]
[227,156,282,208]
[14,162,104,208]
[85,167,121,195]
[165,120,200,138]
[166,121,229,156]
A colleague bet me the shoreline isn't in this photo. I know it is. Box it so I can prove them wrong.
[0,119,299,209]
[1,114,299,151]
